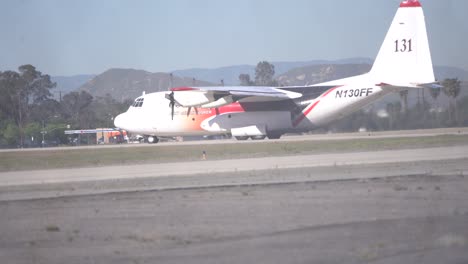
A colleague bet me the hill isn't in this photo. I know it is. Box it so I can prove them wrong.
[73,62,468,102]
[78,68,215,101]
[173,58,373,85]
[276,63,468,86]
[51,74,95,99]
[276,64,371,86]
[174,59,468,86]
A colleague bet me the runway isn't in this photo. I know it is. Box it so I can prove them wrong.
[1,127,467,153]
[0,145,467,200]
[1,139,468,263]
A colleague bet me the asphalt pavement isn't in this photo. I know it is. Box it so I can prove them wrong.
[0,136,467,263]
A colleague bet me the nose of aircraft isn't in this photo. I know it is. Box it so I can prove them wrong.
[114,113,125,129]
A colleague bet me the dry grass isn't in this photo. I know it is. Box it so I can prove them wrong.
[1,134,467,172]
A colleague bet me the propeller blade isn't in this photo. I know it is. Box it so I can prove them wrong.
[187,106,199,117]
[165,91,176,120]
[171,102,174,120]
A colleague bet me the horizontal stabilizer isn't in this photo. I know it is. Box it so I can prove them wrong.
[376,81,442,90]
[416,82,443,89]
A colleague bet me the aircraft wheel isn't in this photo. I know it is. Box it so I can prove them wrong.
[235,136,249,141]
[267,133,282,139]
[251,135,266,140]
[147,136,159,144]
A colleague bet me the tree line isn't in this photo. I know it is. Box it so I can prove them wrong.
[238,61,279,86]
[327,78,466,132]
[0,64,466,148]
[240,61,466,131]
[0,65,130,147]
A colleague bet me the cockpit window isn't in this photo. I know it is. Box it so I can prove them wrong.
[132,98,144,107]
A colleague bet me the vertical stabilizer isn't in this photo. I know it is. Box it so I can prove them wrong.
[370,0,435,85]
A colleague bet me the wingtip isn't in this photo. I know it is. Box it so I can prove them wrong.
[400,0,422,8]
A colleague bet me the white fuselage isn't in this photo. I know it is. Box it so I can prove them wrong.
[114,74,392,138]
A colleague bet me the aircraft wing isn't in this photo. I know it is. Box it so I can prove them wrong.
[170,86,302,108]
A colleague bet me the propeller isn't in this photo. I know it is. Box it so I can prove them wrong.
[165,90,201,119]
[187,106,199,117]
[165,91,176,120]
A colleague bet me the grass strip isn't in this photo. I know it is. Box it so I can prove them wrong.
[1,134,467,172]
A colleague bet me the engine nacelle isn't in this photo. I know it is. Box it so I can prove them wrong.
[173,91,212,107]
[201,96,233,108]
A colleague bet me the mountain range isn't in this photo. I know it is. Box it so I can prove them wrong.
[172,58,374,85]
[51,74,95,99]
[77,69,214,102]
[51,58,468,102]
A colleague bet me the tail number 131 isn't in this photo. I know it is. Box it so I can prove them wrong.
[395,39,413,52]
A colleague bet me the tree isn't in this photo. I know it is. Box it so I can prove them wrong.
[24,122,42,146]
[428,87,441,126]
[254,61,278,86]
[61,91,94,128]
[429,86,441,103]
[29,98,62,123]
[386,103,395,130]
[88,93,130,128]
[442,78,461,125]
[457,96,468,126]
[0,65,56,147]
[385,102,402,130]
[2,122,19,146]
[399,90,408,114]
[0,71,21,124]
[239,73,254,86]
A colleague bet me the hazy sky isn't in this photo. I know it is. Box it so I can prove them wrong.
[1,0,467,76]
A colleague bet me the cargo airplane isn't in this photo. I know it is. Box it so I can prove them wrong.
[114,0,438,143]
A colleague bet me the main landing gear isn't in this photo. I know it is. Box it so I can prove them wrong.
[251,135,267,140]
[146,136,159,144]
[234,134,281,141]
[266,133,282,139]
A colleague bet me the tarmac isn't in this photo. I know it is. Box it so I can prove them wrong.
[0,131,467,263]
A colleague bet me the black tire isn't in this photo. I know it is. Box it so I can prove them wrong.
[267,133,282,139]
[235,136,249,141]
[251,135,266,140]
[147,136,159,144]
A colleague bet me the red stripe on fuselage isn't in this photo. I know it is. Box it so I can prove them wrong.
[213,102,245,115]
[293,86,341,127]
[293,101,320,127]
[320,86,339,98]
